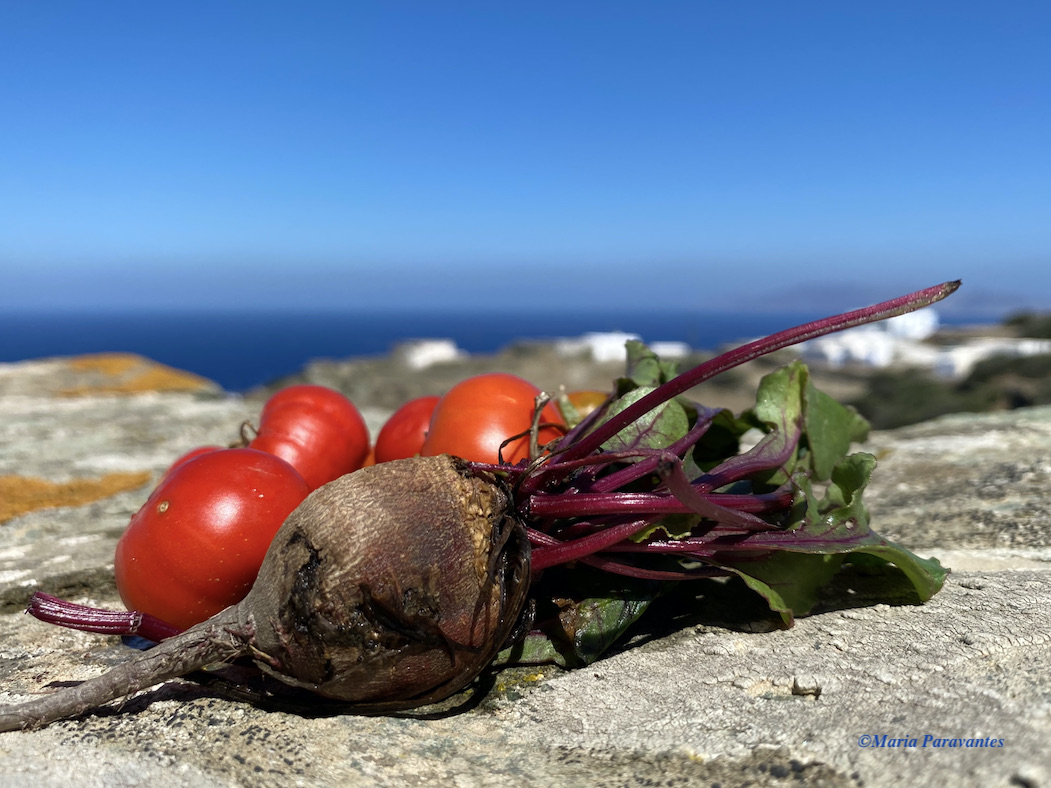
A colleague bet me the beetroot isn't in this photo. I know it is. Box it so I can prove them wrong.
[0,281,959,731]
[1,457,528,731]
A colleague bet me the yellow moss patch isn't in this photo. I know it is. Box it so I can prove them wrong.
[57,353,216,396]
[495,670,549,694]
[0,471,153,524]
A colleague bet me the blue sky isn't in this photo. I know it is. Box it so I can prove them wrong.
[2,2,1048,316]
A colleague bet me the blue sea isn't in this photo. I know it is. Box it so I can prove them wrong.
[0,309,991,392]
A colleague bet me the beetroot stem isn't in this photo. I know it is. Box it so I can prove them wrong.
[529,518,654,571]
[528,487,792,520]
[692,427,800,493]
[656,456,783,530]
[553,280,961,464]
[0,607,251,732]
[585,407,719,494]
[528,526,726,579]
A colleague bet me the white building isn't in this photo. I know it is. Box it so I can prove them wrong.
[553,332,690,363]
[795,310,1051,379]
[393,339,467,370]
[932,337,1051,379]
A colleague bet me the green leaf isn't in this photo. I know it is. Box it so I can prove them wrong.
[723,551,846,625]
[630,512,702,544]
[743,360,807,483]
[621,340,662,388]
[803,378,870,481]
[554,593,656,667]
[600,387,690,452]
[790,451,875,531]
[689,407,749,471]
[495,584,662,668]
[622,340,679,388]
[823,452,875,523]
[495,632,566,666]
[845,542,948,603]
[752,360,806,436]
[745,360,870,483]
[555,391,585,428]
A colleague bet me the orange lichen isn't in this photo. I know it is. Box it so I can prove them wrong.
[0,472,153,524]
[57,353,216,396]
[66,354,141,375]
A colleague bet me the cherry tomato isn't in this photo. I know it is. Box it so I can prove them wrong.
[420,373,566,465]
[563,390,610,421]
[249,384,370,490]
[114,448,310,630]
[374,395,440,464]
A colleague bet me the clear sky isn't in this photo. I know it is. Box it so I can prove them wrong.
[2,1,1048,316]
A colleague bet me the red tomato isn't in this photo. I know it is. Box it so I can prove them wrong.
[420,373,566,465]
[374,395,440,464]
[249,384,370,490]
[147,445,225,493]
[114,448,310,630]
[164,445,223,477]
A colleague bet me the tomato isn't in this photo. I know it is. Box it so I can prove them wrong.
[147,445,224,493]
[249,384,370,490]
[164,445,223,477]
[420,373,566,465]
[562,389,610,422]
[373,395,440,464]
[114,448,310,629]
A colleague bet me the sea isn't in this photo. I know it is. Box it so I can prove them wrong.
[0,308,993,393]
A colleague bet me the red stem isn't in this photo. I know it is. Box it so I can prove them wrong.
[27,593,182,642]
[528,488,793,519]
[528,526,726,579]
[553,280,960,464]
[586,407,720,494]
[530,519,654,571]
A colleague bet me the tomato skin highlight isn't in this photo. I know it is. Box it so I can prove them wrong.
[249,384,370,490]
[374,395,440,464]
[114,448,310,630]
[420,373,566,465]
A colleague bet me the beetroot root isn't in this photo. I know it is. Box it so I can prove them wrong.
[0,456,529,731]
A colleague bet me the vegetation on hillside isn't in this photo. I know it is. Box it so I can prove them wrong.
[849,311,1051,429]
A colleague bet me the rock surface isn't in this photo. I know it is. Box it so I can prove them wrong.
[0,354,1048,787]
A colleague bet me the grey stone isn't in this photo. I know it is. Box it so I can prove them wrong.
[0,358,1048,787]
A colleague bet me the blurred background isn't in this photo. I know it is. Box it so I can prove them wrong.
[2,1,1049,395]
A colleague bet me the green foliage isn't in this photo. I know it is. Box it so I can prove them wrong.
[1004,311,1051,339]
[718,387,944,625]
[620,339,680,388]
[511,345,948,666]
[850,369,996,430]
[851,351,1051,430]
[965,352,1051,385]
[745,359,869,482]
